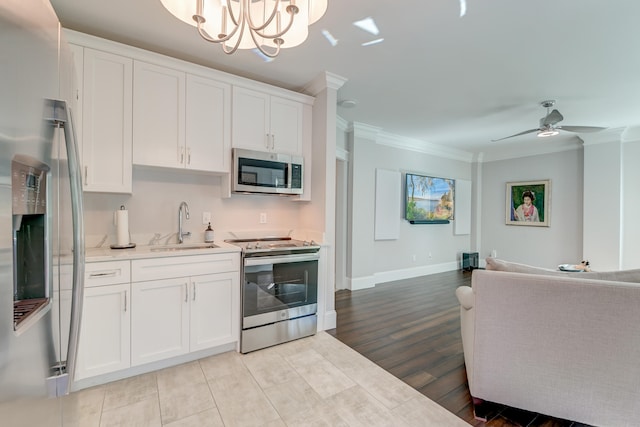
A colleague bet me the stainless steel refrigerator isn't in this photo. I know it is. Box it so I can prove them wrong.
[0,0,85,425]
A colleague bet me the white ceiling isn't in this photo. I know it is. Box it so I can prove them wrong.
[50,0,640,159]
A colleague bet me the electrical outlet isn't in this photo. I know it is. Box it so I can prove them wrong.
[260,212,267,224]
[202,211,211,225]
[428,252,433,259]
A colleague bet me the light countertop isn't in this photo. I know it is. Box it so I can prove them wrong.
[85,240,241,263]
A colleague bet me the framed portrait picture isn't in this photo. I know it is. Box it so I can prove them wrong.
[506,180,550,227]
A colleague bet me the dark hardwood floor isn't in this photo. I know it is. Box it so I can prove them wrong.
[326,270,590,427]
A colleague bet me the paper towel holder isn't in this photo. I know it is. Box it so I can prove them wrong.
[110,205,136,249]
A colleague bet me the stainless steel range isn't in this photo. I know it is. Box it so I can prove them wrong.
[225,237,321,353]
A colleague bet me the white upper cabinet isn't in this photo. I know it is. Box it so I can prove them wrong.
[81,48,133,193]
[186,74,231,172]
[133,61,186,169]
[232,86,303,155]
[133,61,231,173]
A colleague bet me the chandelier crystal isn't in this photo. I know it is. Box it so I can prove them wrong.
[160,0,328,58]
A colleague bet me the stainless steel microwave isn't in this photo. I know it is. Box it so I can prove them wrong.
[232,148,303,195]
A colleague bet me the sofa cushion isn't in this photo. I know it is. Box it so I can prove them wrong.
[485,258,640,283]
[566,269,640,283]
[484,258,567,276]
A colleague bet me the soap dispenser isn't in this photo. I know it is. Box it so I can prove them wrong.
[204,222,214,243]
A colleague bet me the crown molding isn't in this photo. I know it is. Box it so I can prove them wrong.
[304,71,347,96]
[341,121,474,162]
[580,127,625,145]
[336,115,349,132]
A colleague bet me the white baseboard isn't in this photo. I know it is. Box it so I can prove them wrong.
[350,275,376,290]
[373,262,459,286]
[321,310,337,330]
[346,262,458,291]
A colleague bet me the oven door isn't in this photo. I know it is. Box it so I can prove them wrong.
[242,252,318,329]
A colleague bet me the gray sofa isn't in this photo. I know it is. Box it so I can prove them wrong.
[456,259,640,427]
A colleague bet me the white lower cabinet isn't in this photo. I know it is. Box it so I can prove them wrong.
[190,272,238,352]
[75,283,131,380]
[77,254,239,380]
[130,254,240,367]
[131,277,190,365]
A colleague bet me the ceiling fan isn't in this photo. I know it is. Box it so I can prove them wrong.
[491,100,606,142]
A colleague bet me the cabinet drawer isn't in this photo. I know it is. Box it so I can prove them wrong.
[85,260,131,287]
[132,253,240,282]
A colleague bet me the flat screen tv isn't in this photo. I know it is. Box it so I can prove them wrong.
[405,173,455,223]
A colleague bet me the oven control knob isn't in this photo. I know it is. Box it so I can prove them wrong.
[310,240,317,246]
[255,242,261,249]
[302,240,309,246]
[246,243,253,250]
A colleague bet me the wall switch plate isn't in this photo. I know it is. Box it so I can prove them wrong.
[202,211,211,225]
[260,213,267,224]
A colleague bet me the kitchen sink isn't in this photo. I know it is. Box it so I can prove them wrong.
[150,243,219,252]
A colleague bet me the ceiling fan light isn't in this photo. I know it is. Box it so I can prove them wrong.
[537,129,559,138]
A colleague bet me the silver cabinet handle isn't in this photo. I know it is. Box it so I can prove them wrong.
[184,283,188,303]
[265,133,270,150]
[88,271,117,278]
[271,134,275,150]
[192,282,196,301]
[187,147,191,165]
[84,166,88,185]
[124,290,128,312]
[179,146,185,164]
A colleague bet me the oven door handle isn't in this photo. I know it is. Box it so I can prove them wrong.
[244,252,319,266]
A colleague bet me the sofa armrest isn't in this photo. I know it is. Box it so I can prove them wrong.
[456,285,475,391]
[456,285,474,309]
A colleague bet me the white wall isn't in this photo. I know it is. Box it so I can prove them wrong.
[622,140,640,269]
[480,149,584,268]
[83,167,303,247]
[346,125,473,289]
[583,141,622,270]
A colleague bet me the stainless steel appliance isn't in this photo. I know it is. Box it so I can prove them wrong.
[232,148,304,195]
[1,1,85,425]
[226,237,320,353]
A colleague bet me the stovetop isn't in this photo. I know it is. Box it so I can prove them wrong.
[224,237,320,254]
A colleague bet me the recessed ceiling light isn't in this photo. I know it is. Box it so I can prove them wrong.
[252,49,275,62]
[338,99,358,108]
[353,17,379,35]
[362,38,384,47]
[459,0,467,17]
[321,29,339,47]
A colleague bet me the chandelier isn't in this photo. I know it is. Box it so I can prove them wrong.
[160,0,328,58]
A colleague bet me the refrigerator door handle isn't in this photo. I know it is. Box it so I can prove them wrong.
[60,102,85,394]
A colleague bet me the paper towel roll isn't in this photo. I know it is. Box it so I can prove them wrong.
[115,207,130,246]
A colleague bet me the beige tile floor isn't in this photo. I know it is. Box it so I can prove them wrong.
[61,332,468,426]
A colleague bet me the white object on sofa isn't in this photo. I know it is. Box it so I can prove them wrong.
[457,268,640,427]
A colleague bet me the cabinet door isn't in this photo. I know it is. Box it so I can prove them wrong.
[189,272,239,352]
[270,96,303,155]
[133,61,185,169]
[186,75,231,172]
[75,283,130,380]
[82,48,133,193]
[131,278,189,366]
[232,86,270,151]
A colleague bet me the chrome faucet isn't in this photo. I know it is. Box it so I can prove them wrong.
[178,201,191,243]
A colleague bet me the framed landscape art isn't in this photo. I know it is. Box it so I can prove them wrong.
[506,180,550,227]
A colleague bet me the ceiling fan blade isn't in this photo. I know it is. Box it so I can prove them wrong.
[541,109,564,126]
[491,129,539,142]
[558,125,606,133]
